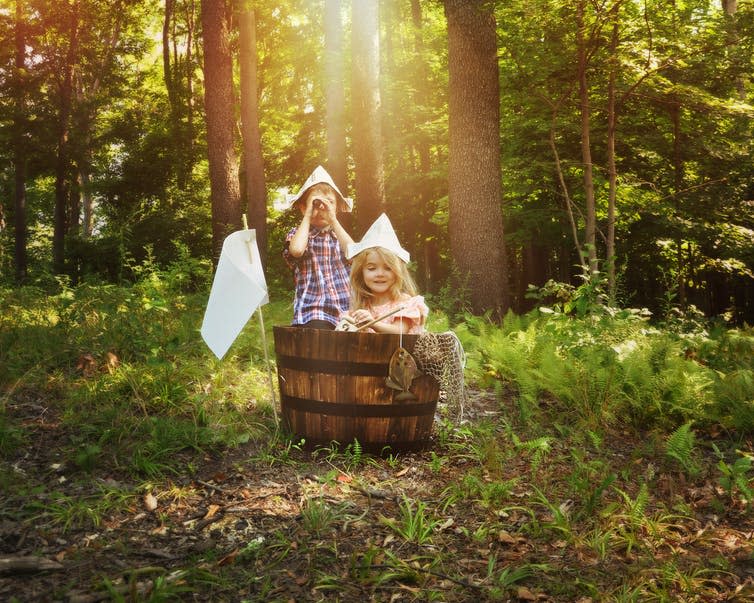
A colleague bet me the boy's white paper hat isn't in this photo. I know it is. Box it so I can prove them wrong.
[346,213,410,263]
[284,165,353,212]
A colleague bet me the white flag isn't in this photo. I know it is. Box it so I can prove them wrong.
[201,229,269,360]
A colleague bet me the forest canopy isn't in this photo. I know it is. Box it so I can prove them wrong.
[1,0,753,322]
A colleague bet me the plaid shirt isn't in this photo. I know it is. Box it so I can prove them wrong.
[283,225,351,326]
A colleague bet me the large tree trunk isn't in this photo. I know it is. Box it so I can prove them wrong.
[444,0,509,317]
[75,5,122,241]
[53,0,79,275]
[201,0,241,262]
[670,100,687,309]
[351,0,385,232]
[411,0,440,294]
[164,0,197,188]
[13,0,28,282]
[185,0,197,168]
[606,18,618,302]
[324,0,348,194]
[238,5,268,265]
[576,0,597,276]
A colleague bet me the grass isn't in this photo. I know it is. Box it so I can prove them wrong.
[1,263,754,601]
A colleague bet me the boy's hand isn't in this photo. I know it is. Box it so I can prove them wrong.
[303,194,315,218]
[312,196,337,225]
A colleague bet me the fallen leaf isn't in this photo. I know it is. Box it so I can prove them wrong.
[217,548,238,566]
[438,517,454,531]
[516,586,537,600]
[498,530,517,544]
[336,473,352,483]
[143,492,158,512]
[395,467,409,477]
[203,504,221,519]
[105,351,120,373]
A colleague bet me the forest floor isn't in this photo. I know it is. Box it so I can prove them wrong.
[2,388,754,603]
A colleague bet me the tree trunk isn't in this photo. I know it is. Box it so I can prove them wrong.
[201,0,241,262]
[576,0,597,276]
[13,0,28,282]
[324,0,348,194]
[185,0,197,168]
[670,101,686,308]
[351,0,385,232]
[53,0,80,275]
[444,0,509,317]
[80,169,93,237]
[238,5,268,265]
[606,18,618,302]
[74,4,122,240]
[411,0,440,294]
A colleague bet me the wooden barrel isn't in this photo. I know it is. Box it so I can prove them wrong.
[273,326,439,451]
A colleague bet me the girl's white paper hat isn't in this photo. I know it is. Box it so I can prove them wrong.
[346,213,410,263]
[284,165,353,212]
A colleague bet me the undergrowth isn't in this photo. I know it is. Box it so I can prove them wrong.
[1,262,753,601]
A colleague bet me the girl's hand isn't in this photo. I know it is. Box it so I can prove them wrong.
[350,309,373,327]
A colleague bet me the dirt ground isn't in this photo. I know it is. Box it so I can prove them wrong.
[2,390,754,602]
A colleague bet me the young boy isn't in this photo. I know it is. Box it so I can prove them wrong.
[283,165,355,329]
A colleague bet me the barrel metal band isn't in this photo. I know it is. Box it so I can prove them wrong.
[281,395,435,418]
[276,354,387,376]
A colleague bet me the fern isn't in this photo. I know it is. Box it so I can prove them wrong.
[615,481,650,528]
[347,438,363,468]
[665,422,700,477]
[516,436,552,474]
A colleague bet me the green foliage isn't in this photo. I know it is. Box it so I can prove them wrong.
[664,422,700,477]
[472,303,751,434]
[382,494,439,545]
[3,270,754,599]
[300,497,339,537]
[713,444,754,508]
[0,412,27,456]
[441,471,517,511]
[1,256,279,481]
[29,484,133,534]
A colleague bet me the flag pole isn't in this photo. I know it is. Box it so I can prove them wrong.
[242,214,279,426]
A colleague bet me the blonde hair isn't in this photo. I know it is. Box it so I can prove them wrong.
[350,247,417,310]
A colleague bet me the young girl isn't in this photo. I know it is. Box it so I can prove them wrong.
[341,213,428,335]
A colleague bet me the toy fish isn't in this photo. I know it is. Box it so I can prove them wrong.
[386,347,421,401]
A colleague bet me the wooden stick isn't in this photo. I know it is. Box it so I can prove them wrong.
[242,214,279,425]
[355,305,405,331]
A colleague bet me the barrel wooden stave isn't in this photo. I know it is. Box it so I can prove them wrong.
[273,327,438,450]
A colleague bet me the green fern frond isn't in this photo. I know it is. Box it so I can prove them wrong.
[630,482,649,525]
[665,422,700,477]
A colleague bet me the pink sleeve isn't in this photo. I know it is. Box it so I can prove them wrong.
[386,296,429,334]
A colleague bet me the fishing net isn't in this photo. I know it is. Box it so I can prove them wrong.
[412,331,467,420]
